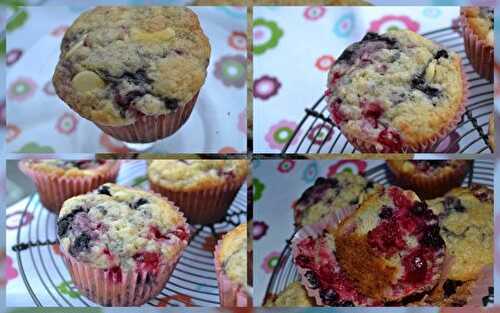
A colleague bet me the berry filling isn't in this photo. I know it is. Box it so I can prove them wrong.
[330,98,345,125]
[106,266,123,283]
[377,128,402,152]
[362,101,384,128]
[294,236,376,306]
[134,251,161,272]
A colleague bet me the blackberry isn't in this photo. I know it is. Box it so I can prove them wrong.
[132,198,149,210]
[378,205,393,219]
[420,225,445,249]
[57,207,86,238]
[319,289,339,305]
[410,201,428,216]
[443,196,466,213]
[304,270,320,289]
[163,97,179,110]
[70,233,91,256]
[435,49,449,59]
[443,279,463,297]
[97,185,112,196]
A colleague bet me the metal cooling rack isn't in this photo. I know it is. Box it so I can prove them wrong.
[10,160,247,307]
[282,27,494,154]
[263,159,494,306]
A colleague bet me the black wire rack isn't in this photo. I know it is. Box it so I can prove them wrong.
[263,159,494,306]
[10,160,247,307]
[282,27,494,154]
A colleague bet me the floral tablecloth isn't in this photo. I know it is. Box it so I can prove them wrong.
[5,5,247,153]
[252,159,498,308]
[253,5,498,153]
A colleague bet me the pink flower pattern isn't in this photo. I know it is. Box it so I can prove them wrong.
[369,15,420,33]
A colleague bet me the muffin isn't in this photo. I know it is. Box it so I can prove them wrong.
[461,7,494,81]
[19,159,120,214]
[326,30,466,152]
[334,186,445,302]
[387,160,471,199]
[426,185,493,305]
[292,214,379,306]
[264,281,314,307]
[53,7,211,143]
[293,172,382,226]
[214,223,250,307]
[148,160,249,224]
[488,113,495,151]
[57,183,190,306]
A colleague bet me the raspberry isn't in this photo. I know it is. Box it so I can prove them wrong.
[388,187,412,211]
[330,72,342,86]
[403,249,428,284]
[330,98,345,125]
[362,101,384,128]
[171,226,189,242]
[377,128,402,152]
[134,251,160,271]
[107,266,122,283]
[367,219,406,256]
[295,254,312,269]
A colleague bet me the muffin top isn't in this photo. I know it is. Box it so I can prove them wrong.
[327,30,464,152]
[334,186,445,301]
[387,160,470,177]
[265,281,314,307]
[21,159,118,177]
[427,185,493,281]
[293,172,382,226]
[148,159,249,190]
[462,7,494,46]
[218,223,248,289]
[57,183,189,271]
[53,6,211,126]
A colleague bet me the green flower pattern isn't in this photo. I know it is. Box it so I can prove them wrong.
[253,18,284,55]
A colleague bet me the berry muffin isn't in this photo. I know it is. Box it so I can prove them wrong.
[387,160,471,199]
[148,160,249,224]
[326,30,466,152]
[488,113,495,151]
[53,7,211,143]
[57,183,190,306]
[334,186,445,302]
[214,223,250,307]
[461,7,494,81]
[426,185,493,305]
[293,172,382,226]
[264,281,314,307]
[19,159,120,213]
[293,227,378,306]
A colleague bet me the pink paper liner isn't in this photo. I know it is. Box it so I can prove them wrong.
[96,93,199,143]
[150,176,246,225]
[461,10,494,82]
[58,188,190,306]
[338,61,469,153]
[214,232,251,307]
[465,265,493,307]
[19,160,121,214]
[387,161,471,199]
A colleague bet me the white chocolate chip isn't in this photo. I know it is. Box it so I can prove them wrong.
[72,71,105,93]
[425,61,436,82]
[65,35,86,58]
[131,27,175,44]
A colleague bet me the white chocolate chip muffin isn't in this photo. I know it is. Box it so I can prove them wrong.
[387,160,471,199]
[461,7,494,81]
[19,159,120,213]
[426,185,493,306]
[214,223,251,306]
[53,6,211,143]
[293,172,383,226]
[57,183,189,306]
[148,160,249,224]
[327,29,466,152]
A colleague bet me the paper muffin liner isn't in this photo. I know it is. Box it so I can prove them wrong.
[19,160,121,214]
[58,189,190,306]
[214,233,251,307]
[461,11,494,81]
[387,161,471,199]
[95,93,199,144]
[339,62,468,153]
[291,207,358,306]
[150,176,246,225]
